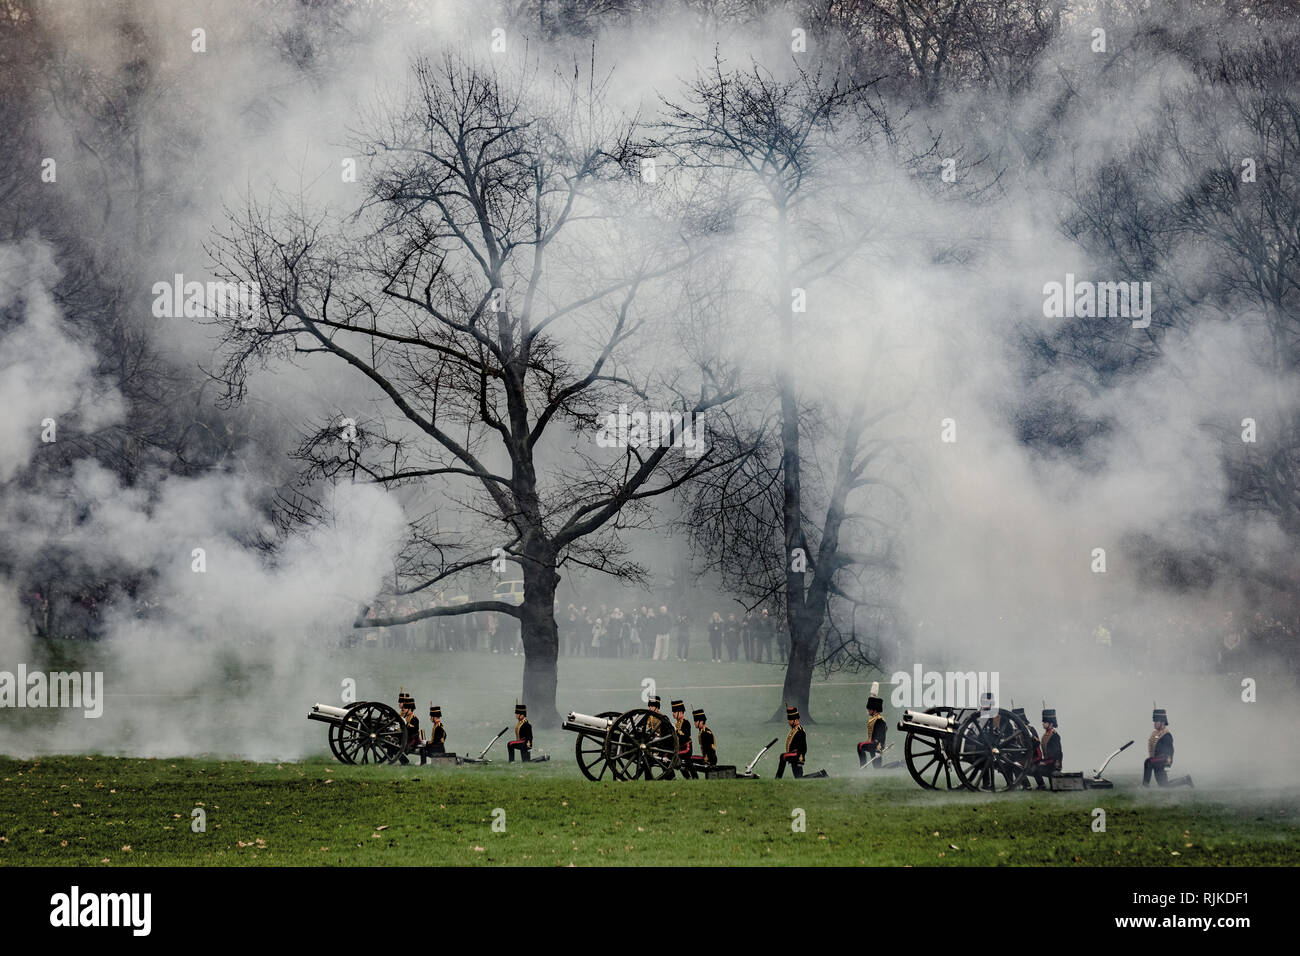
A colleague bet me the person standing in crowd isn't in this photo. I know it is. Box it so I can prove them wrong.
[742,609,755,661]
[708,611,723,662]
[724,612,741,662]
[756,607,774,663]
[654,606,672,661]
[675,609,691,661]
[591,616,605,657]
[564,604,578,655]
[627,609,642,659]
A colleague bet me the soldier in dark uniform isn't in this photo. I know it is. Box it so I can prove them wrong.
[858,683,888,768]
[1143,707,1193,787]
[508,703,533,762]
[1013,706,1040,789]
[670,699,695,778]
[420,703,447,763]
[1029,707,1063,790]
[397,690,420,765]
[646,695,663,735]
[692,708,717,771]
[777,705,807,778]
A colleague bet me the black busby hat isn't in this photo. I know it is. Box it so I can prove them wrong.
[671,699,685,713]
[429,704,441,719]
[1042,708,1057,725]
[692,708,706,722]
[1153,707,1168,723]
[398,688,414,707]
[515,702,527,716]
[786,705,799,721]
[648,695,661,707]
[1012,707,1027,719]
[866,681,883,712]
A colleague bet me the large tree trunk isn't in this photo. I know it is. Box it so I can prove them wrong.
[519,553,561,728]
[776,611,821,722]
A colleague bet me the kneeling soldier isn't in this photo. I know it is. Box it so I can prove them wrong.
[777,705,807,778]
[1030,707,1062,790]
[1144,707,1193,787]
[858,683,888,768]
[692,708,717,772]
[670,699,695,778]
[508,702,533,762]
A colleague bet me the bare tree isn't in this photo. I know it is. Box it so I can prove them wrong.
[211,51,738,724]
[657,57,916,720]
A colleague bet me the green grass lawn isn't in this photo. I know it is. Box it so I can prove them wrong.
[2,644,1298,865]
[2,755,1297,866]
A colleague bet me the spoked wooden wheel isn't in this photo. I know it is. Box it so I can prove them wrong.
[334,701,408,765]
[953,708,1034,792]
[327,701,366,763]
[575,711,621,781]
[604,708,679,781]
[903,706,962,790]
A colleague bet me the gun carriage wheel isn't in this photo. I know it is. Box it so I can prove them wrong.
[902,706,963,790]
[326,701,365,762]
[952,707,1034,792]
[334,701,409,765]
[604,708,680,781]
[575,711,623,780]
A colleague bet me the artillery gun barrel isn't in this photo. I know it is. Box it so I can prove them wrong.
[898,709,954,733]
[562,711,614,734]
[308,703,350,724]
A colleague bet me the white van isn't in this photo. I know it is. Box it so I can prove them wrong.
[493,579,525,606]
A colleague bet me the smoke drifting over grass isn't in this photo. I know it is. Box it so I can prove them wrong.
[0,1,1296,781]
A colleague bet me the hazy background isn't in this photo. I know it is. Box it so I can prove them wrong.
[0,0,1296,785]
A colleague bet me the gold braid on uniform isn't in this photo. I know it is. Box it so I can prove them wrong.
[1040,726,1056,748]
[785,726,797,751]
[866,714,884,739]
[515,717,526,738]
[1147,726,1168,758]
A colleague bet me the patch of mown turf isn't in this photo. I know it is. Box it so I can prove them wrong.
[1,756,1297,866]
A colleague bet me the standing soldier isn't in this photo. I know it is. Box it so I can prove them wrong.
[397,689,420,765]
[1013,706,1040,790]
[858,683,888,769]
[646,695,663,736]
[692,707,717,771]
[670,699,694,778]
[1030,707,1063,790]
[1144,707,1193,787]
[508,703,533,762]
[777,705,806,778]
